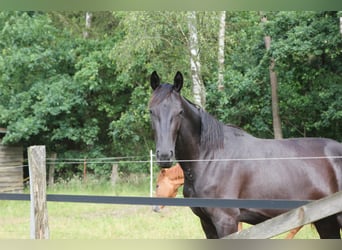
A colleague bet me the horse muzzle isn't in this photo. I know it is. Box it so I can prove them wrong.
[156,150,174,168]
[152,204,165,213]
[152,205,162,213]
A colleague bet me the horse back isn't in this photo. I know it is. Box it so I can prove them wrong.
[202,135,342,201]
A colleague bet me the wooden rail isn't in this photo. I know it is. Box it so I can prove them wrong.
[225,191,342,239]
[2,145,340,239]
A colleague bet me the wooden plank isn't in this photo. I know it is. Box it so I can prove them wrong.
[0,147,22,154]
[28,145,49,239]
[0,176,23,180]
[225,191,342,239]
[0,166,23,171]
[0,180,23,184]
[0,156,23,162]
[0,162,23,166]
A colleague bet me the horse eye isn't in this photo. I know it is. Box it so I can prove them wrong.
[179,110,184,116]
[156,184,159,188]
[149,110,153,115]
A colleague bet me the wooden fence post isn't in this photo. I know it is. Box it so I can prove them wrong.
[28,145,49,239]
[110,163,118,186]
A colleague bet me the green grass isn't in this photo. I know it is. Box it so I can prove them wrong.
[0,174,320,239]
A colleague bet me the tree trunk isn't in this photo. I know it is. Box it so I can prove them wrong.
[187,11,206,108]
[262,15,283,139]
[83,12,92,39]
[340,16,342,34]
[218,11,226,91]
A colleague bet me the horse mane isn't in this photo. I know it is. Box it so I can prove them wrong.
[199,109,224,150]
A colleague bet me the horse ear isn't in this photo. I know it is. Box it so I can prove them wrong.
[150,71,160,90]
[173,71,183,92]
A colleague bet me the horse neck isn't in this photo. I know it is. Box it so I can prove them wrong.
[175,98,202,162]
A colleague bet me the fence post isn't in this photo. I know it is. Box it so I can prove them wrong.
[28,145,49,239]
[110,163,118,186]
[150,150,153,197]
[83,157,87,182]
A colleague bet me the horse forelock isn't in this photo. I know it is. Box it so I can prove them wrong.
[149,83,175,107]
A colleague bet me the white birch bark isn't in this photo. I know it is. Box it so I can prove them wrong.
[187,11,206,108]
[218,11,226,91]
[83,12,92,39]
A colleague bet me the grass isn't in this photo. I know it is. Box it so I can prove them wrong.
[0,174,320,239]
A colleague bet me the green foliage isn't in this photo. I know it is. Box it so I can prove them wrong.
[269,11,342,138]
[207,11,342,140]
[0,11,341,179]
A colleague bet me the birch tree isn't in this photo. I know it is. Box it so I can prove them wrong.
[187,11,206,108]
[217,11,226,91]
[83,12,92,38]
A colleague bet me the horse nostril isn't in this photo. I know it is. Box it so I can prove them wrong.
[156,150,173,160]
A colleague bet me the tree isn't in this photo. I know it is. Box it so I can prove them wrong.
[217,11,226,91]
[261,13,283,139]
[1,11,341,178]
[187,11,206,107]
[0,11,124,176]
[268,11,342,139]
[83,12,92,38]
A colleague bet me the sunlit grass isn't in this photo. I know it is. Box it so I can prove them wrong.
[0,174,320,239]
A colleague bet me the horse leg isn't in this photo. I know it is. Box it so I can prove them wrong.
[314,216,341,239]
[197,208,239,238]
[191,207,219,238]
[200,218,219,239]
[210,209,239,238]
[337,212,342,227]
[238,222,243,232]
[284,226,302,239]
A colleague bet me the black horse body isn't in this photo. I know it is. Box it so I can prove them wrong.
[149,71,342,239]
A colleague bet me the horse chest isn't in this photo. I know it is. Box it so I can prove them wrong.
[182,167,196,197]
[182,167,218,197]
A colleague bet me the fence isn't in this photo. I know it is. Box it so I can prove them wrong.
[0,144,23,192]
[0,145,341,239]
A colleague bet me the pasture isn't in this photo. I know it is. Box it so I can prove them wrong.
[0,174,319,239]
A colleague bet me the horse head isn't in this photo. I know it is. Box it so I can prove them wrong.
[149,71,184,168]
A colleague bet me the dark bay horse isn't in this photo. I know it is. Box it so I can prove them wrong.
[152,163,302,239]
[148,71,342,239]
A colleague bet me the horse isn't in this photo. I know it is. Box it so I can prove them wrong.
[152,162,302,239]
[152,163,184,212]
[148,71,342,239]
